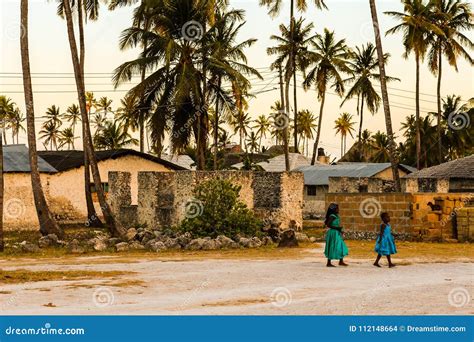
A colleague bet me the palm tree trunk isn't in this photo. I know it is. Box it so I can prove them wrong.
[293,70,299,152]
[311,92,325,165]
[340,134,343,159]
[20,0,63,238]
[77,1,101,227]
[415,54,421,170]
[369,0,401,191]
[436,48,443,165]
[213,76,221,170]
[0,130,4,252]
[283,68,290,171]
[359,97,365,160]
[62,0,125,238]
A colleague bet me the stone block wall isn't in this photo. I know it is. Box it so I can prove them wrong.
[456,206,474,242]
[109,171,304,231]
[402,178,450,193]
[324,192,473,240]
[325,193,413,234]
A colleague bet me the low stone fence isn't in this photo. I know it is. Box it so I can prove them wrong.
[325,192,473,241]
[109,171,304,231]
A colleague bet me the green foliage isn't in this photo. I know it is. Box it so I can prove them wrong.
[180,179,262,238]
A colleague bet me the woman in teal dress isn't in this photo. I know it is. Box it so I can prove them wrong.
[324,203,349,267]
[374,212,397,268]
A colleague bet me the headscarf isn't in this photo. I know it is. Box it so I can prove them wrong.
[324,203,338,226]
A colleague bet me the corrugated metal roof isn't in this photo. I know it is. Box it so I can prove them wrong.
[404,155,474,179]
[232,153,315,171]
[3,144,57,173]
[295,163,416,186]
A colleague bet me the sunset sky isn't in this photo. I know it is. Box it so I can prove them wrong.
[1,0,472,159]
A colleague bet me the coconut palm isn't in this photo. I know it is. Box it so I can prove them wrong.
[246,131,259,154]
[369,0,401,190]
[303,28,351,165]
[334,112,356,158]
[64,104,81,137]
[230,111,252,149]
[0,96,16,144]
[297,109,317,156]
[59,127,77,150]
[10,108,26,144]
[20,0,63,237]
[428,0,473,163]
[254,115,272,150]
[39,121,61,151]
[341,43,399,157]
[60,0,124,236]
[385,0,444,169]
[371,131,392,163]
[44,105,63,129]
[116,95,140,134]
[206,8,262,169]
[94,121,138,150]
[267,18,316,151]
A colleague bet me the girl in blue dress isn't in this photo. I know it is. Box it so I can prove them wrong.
[374,212,397,268]
[324,203,349,267]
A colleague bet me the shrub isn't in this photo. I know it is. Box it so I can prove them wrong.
[179,179,262,238]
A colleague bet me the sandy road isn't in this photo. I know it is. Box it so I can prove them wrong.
[0,249,472,315]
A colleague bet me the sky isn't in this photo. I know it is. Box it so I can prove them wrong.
[0,0,473,159]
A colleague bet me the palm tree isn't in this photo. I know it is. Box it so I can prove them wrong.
[254,115,272,150]
[59,127,77,150]
[260,0,326,152]
[341,43,399,158]
[94,121,138,150]
[297,109,317,156]
[334,112,356,158]
[116,95,140,134]
[64,104,81,137]
[61,0,125,236]
[230,111,252,149]
[385,0,443,169]
[20,0,63,237]
[39,121,61,151]
[303,28,351,165]
[267,18,316,151]
[246,131,259,154]
[206,9,262,169]
[428,0,473,163]
[0,96,15,144]
[371,131,392,163]
[44,105,63,129]
[10,108,26,144]
[369,0,401,191]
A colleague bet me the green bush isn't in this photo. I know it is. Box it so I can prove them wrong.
[179,179,262,238]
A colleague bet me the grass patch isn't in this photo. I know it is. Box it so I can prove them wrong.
[0,269,132,284]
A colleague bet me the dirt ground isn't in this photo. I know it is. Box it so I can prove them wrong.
[0,245,472,315]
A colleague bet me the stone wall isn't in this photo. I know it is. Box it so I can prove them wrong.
[402,178,450,193]
[329,177,396,193]
[109,171,304,231]
[456,206,474,242]
[324,192,473,241]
